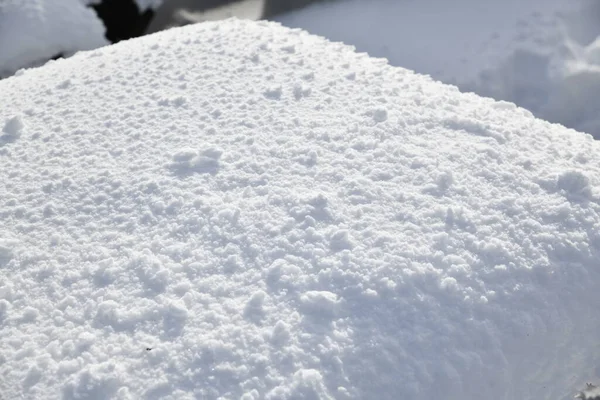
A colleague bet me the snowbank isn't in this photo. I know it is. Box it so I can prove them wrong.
[0,0,108,78]
[1,19,600,400]
[275,0,600,138]
[0,0,166,78]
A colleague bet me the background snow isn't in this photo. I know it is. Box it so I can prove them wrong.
[147,0,263,33]
[0,0,108,78]
[1,19,600,399]
[275,0,600,138]
[578,384,600,400]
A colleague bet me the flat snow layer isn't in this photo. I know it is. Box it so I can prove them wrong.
[275,0,600,138]
[1,18,600,400]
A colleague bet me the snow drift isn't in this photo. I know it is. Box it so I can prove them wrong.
[1,18,599,400]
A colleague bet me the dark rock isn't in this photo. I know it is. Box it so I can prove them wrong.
[91,0,155,43]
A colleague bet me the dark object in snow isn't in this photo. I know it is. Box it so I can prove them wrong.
[146,347,152,351]
[576,383,600,399]
[91,0,155,43]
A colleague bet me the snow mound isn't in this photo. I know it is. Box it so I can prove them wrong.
[0,0,109,78]
[1,18,600,400]
[275,0,600,138]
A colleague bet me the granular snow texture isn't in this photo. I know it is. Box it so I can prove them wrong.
[1,18,600,400]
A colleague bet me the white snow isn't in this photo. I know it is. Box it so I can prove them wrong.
[275,0,600,138]
[1,18,600,400]
[2,115,24,140]
[0,0,109,78]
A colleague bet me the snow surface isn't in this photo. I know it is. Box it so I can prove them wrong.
[0,0,109,78]
[275,0,600,138]
[1,18,600,400]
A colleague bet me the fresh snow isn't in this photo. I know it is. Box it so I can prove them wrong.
[275,0,600,138]
[0,0,109,78]
[1,18,600,400]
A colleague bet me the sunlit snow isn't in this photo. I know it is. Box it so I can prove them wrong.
[1,18,600,400]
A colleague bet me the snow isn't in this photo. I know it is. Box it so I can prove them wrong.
[274,0,600,138]
[0,0,108,78]
[2,115,24,140]
[1,18,600,400]
[578,384,600,399]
